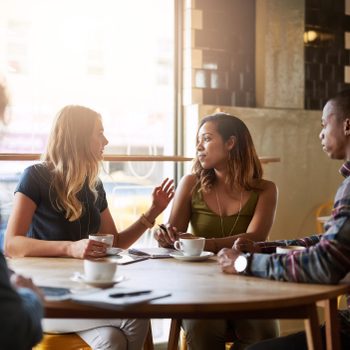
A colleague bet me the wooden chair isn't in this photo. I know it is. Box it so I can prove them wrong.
[33,333,91,350]
[34,327,154,350]
[315,200,333,233]
[315,200,348,309]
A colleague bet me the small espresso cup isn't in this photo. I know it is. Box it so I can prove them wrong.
[89,234,114,247]
[84,259,117,282]
[174,237,205,257]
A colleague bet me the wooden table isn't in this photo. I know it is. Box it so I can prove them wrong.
[8,256,349,350]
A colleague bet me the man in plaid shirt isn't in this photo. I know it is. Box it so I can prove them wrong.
[218,89,350,349]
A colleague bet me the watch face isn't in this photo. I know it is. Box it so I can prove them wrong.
[234,255,248,272]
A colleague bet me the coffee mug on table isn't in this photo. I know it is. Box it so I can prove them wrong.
[174,237,205,257]
[89,234,114,247]
[84,259,117,282]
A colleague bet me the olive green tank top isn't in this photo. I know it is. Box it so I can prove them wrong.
[190,188,259,238]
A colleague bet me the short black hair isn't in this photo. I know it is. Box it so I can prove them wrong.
[329,89,350,121]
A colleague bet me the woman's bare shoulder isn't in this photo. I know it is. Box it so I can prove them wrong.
[177,174,198,192]
[255,179,277,192]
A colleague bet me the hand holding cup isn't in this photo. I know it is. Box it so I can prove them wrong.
[89,234,114,247]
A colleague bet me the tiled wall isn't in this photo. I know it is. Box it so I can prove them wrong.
[304,0,350,109]
[184,0,350,110]
[184,0,255,107]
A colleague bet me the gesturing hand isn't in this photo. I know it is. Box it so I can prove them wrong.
[151,178,175,212]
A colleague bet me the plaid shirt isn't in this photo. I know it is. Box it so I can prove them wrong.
[250,161,350,283]
[249,162,350,322]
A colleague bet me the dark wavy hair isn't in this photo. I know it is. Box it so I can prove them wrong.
[192,113,263,192]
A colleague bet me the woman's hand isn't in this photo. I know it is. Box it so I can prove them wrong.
[233,237,260,253]
[151,178,175,213]
[154,224,195,247]
[68,239,108,259]
[154,224,179,247]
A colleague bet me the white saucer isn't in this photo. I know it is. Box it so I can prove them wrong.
[71,273,125,288]
[106,247,124,256]
[169,251,214,261]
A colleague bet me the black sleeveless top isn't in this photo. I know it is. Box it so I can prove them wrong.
[15,164,107,241]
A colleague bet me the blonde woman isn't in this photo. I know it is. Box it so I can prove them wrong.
[155,113,278,350]
[4,105,174,350]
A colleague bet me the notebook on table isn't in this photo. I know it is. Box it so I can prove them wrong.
[71,287,171,308]
[106,248,175,265]
[127,247,176,259]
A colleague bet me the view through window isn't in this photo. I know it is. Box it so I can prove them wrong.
[0,0,175,152]
[0,0,176,343]
[0,0,175,230]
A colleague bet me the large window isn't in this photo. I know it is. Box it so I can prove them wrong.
[0,0,177,344]
[0,0,174,154]
[0,0,176,236]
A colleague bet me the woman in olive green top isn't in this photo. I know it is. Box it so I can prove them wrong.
[155,113,278,350]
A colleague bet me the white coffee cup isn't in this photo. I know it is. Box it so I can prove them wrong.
[89,234,114,247]
[276,246,306,254]
[174,237,205,257]
[84,259,117,282]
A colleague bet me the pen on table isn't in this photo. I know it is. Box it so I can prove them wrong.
[109,290,152,298]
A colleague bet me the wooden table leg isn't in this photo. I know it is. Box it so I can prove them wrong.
[323,297,341,350]
[304,303,323,350]
[168,319,181,350]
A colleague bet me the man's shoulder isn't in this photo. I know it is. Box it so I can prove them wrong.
[336,176,350,199]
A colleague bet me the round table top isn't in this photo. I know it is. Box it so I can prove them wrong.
[7,256,349,319]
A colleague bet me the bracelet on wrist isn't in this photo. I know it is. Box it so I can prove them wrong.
[140,214,155,229]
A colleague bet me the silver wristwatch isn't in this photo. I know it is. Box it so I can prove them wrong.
[234,253,251,274]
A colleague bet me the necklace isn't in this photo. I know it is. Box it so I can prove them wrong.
[214,188,243,237]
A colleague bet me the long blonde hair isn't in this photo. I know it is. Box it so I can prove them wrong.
[44,105,101,221]
[193,113,263,192]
